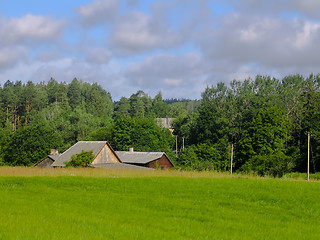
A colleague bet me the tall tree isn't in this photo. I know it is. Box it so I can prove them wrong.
[114,97,131,118]
[112,117,174,152]
[238,106,293,176]
[2,117,63,166]
[129,94,145,118]
[67,78,82,109]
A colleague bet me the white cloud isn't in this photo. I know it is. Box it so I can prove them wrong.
[75,0,119,26]
[0,47,28,70]
[0,14,65,45]
[85,48,112,64]
[291,0,320,17]
[197,14,320,69]
[3,0,320,100]
[293,20,320,49]
[124,52,207,98]
[0,56,127,100]
[232,0,320,18]
[109,11,184,55]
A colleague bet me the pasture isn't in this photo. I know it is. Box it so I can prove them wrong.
[0,167,319,239]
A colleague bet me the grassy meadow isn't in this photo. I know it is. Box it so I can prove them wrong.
[0,167,319,240]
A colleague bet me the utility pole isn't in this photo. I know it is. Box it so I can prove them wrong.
[175,135,178,158]
[182,137,185,151]
[308,132,310,181]
[231,143,234,175]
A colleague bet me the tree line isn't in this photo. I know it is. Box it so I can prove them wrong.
[174,74,320,176]
[0,74,319,176]
[0,77,195,166]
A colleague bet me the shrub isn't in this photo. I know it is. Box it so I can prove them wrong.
[65,151,94,167]
[241,151,293,177]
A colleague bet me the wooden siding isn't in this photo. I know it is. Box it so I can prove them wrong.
[91,145,120,164]
[147,155,174,169]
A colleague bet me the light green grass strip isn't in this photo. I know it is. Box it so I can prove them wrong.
[0,177,319,240]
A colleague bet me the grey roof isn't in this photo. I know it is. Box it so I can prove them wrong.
[52,141,118,167]
[48,154,60,161]
[115,151,167,164]
[90,163,154,170]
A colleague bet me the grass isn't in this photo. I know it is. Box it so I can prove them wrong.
[0,167,319,239]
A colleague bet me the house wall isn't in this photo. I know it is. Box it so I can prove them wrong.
[148,155,173,169]
[92,145,120,164]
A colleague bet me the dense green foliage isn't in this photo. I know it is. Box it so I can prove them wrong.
[65,150,94,167]
[1,74,320,176]
[0,176,319,239]
[174,74,320,176]
[0,79,187,166]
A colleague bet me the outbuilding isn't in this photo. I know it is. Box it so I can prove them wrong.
[38,141,174,170]
[51,141,121,167]
[116,150,174,169]
[34,154,60,168]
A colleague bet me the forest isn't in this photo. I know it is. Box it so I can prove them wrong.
[0,74,319,176]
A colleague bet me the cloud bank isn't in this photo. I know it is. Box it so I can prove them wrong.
[1,0,320,100]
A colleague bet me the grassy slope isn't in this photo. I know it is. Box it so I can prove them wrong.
[0,172,319,239]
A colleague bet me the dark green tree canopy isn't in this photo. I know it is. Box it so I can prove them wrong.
[1,74,320,176]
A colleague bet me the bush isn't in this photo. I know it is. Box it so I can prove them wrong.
[177,144,224,171]
[241,151,293,177]
[65,150,94,167]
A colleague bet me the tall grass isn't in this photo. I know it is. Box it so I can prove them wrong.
[1,166,318,181]
[0,166,232,178]
[0,169,319,239]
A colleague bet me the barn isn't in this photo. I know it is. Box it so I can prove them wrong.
[51,141,121,167]
[116,150,174,169]
[40,141,173,170]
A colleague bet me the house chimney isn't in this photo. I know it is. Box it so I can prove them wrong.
[50,149,59,155]
[129,148,134,152]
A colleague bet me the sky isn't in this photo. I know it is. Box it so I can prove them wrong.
[1,0,320,100]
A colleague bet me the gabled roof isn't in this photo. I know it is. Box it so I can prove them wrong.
[52,141,120,167]
[48,154,60,161]
[115,151,173,165]
[33,154,60,167]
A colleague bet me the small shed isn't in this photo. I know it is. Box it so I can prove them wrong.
[34,154,60,168]
[51,141,121,167]
[116,151,174,169]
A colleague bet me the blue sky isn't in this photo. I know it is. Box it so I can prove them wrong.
[1,0,320,100]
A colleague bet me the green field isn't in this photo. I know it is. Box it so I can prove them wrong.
[0,169,319,239]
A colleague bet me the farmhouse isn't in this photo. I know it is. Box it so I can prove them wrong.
[116,149,174,169]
